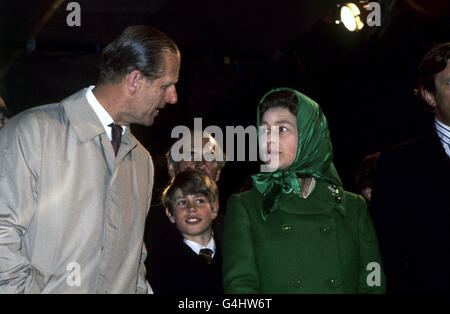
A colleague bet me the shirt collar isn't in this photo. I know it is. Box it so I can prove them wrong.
[434,117,450,158]
[183,236,216,257]
[435,117,450,141]
[85,85,126,140]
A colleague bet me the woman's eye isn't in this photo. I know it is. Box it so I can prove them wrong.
[279,126,288,132]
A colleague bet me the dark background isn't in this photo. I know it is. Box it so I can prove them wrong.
[0,0,449,210]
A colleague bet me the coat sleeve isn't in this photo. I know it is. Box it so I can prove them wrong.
[136,241,148,294]
[0,113,47,293]
[222,194,259,293]
[136,155,154,294]
[355,196,386,293]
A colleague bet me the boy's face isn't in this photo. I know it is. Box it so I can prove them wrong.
[166,189,219,244]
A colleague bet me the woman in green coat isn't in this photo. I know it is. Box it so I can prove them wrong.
[222,88,385,294]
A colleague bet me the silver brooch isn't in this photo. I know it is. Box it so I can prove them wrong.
[328,184,342,203]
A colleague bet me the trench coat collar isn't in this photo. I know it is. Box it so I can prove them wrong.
[63,88,138,152]
[275,179,347,217]
[63,88,106,143]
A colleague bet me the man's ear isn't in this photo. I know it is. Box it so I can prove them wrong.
[165,207,176,223]
[167,160,176,178]
[420,88,437,108]
[126,70,144,95]
[211,200,219,220]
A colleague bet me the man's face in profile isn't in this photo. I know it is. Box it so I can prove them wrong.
[422,60,450,126]
[432,60,450,126]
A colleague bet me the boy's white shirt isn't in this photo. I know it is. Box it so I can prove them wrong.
[183,236,216,258]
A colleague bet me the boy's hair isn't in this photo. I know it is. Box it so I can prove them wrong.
[162,169,219,214]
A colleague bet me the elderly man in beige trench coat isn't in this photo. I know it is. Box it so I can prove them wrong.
[0,25,180,293]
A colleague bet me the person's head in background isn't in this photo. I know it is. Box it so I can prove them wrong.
[418,42,450,126]
[163,168,219,246]
[0,96,9,129]
[166,129,226,182]
[356,152,380,203]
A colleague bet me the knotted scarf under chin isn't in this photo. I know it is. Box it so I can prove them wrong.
[252,169,303,221]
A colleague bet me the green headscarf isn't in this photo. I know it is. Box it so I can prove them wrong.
[251,87,342,220]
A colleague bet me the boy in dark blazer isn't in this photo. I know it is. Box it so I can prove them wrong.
[157,168,223,294]
[144,130,226,292]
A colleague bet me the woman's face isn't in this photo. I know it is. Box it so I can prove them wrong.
[260,107,298,170]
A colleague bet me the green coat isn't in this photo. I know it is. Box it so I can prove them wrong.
[222,179,385,294]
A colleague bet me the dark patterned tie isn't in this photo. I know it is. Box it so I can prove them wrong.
[199,248,213,264]
[109,123,123,156]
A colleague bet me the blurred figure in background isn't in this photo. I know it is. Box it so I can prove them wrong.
[371,42,450,293]
[355,152,380,203]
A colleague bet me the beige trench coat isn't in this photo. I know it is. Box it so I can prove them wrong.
[0,89,153,293]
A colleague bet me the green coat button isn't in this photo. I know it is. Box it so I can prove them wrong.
[281,224,292,231]
[328,279,340,287]
[290,278,302,287]
[320,224,332,233]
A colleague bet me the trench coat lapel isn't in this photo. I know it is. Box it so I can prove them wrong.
[63,89,105,143]
[62,89,138,171]
[115,127,138,162]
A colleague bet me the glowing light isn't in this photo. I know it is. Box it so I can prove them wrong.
[340,3,364,31]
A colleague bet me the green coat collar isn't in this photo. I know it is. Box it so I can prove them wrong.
[272,179,347,217]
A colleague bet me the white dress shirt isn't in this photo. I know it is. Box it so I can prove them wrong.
[85,85,126,140]
[435,117,450,158]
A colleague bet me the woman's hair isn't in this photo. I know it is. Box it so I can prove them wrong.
[259,90,299,121]
[162,168,218,214]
